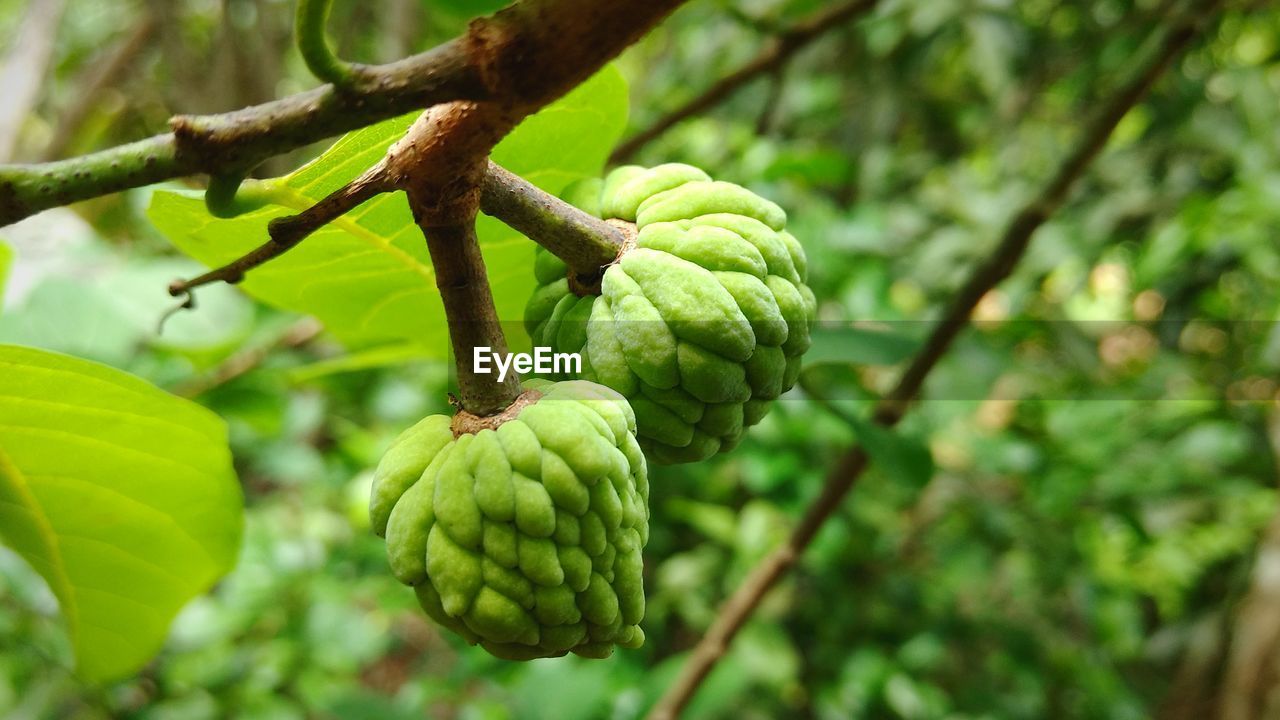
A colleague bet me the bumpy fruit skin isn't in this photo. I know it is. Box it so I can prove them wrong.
[369,380,649,660]
[525,164,816,464]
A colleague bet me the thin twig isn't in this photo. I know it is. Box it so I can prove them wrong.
[646,4,1219,716]
[420,218,524,416]
[167,166,393,296]
[156,291,196,334]
[610,0,879,164]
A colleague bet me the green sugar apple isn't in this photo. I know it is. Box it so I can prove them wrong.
[370,380,649,660]
[525,164,816,464]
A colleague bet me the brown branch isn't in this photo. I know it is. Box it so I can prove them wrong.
[0,0,689,227]
[0,36,478,226]
[610,0,879,164]
[166,160,622,298]
[167,166,394,296]
[480,161,625,274]
[379,0,689,413]
[420,217,523,416]
[646,4,1220,716]
[387,103,524,416]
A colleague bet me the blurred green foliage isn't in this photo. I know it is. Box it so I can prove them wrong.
[1,0,1279,718]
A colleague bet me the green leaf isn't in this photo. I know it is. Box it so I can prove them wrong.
[806,324,920,367]
[0,345,243,682]
[286,342,432,383]
[0,261,254,365]
[148,66,628,355]
[847,413,934,489]
[0,240,11,301]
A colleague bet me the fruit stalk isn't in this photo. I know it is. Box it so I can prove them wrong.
[419,218,524,417]
[480,161,626,276]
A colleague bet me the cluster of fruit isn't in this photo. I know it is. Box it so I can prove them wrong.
[373,165,815,659]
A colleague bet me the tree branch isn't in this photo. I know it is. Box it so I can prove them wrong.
[611,0,879,164]
[167,165,393,296]
[0,0,692,228]
[480,161,625,275]
[646,4,1220,716]
[421,217,523,416]
[0,35,478,226]
[356,0,689,412]
[165,159,622,298]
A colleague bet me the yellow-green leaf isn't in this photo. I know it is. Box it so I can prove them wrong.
[0,345,243,682]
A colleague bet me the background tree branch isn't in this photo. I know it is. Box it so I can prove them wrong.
[611,0,880,164]
[38,14,158,162]
[646,3,1222,716]
[0,0,67,163]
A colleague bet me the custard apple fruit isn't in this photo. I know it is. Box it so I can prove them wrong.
[525,164,816,464]
[370,380,649,660]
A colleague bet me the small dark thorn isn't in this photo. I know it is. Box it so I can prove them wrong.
[226,271,245,284]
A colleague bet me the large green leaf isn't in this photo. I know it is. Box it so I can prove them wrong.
[0,345,243,682]
[148,66,628,359]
